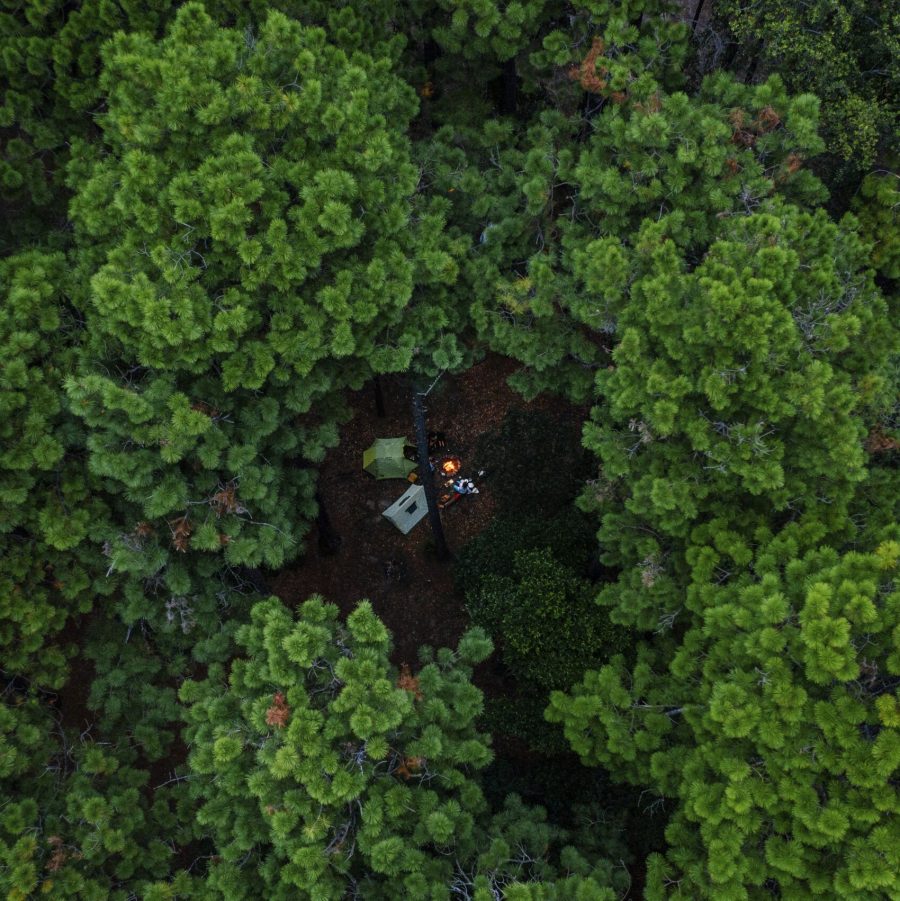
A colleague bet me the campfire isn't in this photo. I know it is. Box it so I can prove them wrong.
[439,456,461,477]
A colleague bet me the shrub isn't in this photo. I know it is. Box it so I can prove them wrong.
[483,695,570,756]
[454,510,595,597]
[467,548,627,690]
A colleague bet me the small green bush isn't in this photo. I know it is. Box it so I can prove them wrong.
[467,548,627,690]
[454,510,595,597]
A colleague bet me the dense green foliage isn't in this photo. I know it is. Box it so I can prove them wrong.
[182,595,623,898]
[0,251,109,685]
[580,203,894,630]
[713,0,898,170]
[67,5,418,569]
[852,170,900,278]
[469,548,624,690]
[3,0,897,898]
[0,680,200,900]
[428,72,826,399]
[549,536,900,898]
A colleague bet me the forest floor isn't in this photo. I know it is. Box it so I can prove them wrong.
[272,353,557,665]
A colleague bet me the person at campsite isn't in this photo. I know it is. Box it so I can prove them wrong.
[453,477,479,495]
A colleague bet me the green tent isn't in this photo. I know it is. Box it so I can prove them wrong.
[363,438,417,480]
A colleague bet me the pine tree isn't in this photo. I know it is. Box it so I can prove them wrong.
[714,0,898,171]
[181,594,493,896]
[0,679,203,899]
[0,0,181,249]
[427,65,825,400]
[549,534,900,898]
[852,170,900,279]
[580,203,894,630]
[0,250,110,685]
[181,594,622,897]
[0,0,411,251]
[64,3,467,635]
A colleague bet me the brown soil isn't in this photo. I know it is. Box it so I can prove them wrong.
[272,353,554,664]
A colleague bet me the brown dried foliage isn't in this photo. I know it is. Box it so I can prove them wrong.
[168,516,192,553]
[633,92,661,114]
[754,105,781,133]
[569,37,608,94]
[46,836,80,872]
[785,152,803,174]
[866,429,900,453]
[397,664,423,700]
[191,400,220,418]
[210,483,245,517]
[395,755,425,779]
[265,691,290,728]
[730,104,783,148]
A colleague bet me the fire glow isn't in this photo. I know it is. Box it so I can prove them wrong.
[440,457,461,476]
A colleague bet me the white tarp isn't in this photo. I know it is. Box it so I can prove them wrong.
[382,484,428,535]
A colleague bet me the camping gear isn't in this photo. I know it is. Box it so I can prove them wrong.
[438,473,480,508]
[437,490,461,510]
[363,438,417,480]
[382,484,428,534]
[428,431,448,452]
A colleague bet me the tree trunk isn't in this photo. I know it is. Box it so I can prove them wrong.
[373,374,386,418]
[315,490,342,556]
[721,39,741,70]
[586,552,606,583]
[744,40,764,83]
[423,37,441,66]
[691,0,706,34]
[500,57,518,115]
[412,391,450,561]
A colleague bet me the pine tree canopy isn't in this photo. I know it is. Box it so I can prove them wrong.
[582,203,893,630]
[61,4,468,630]
[0,251,110,685]
[549,536,900,899]
[181,595,622,898]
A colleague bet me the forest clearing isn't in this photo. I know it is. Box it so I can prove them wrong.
[275,354,566,659]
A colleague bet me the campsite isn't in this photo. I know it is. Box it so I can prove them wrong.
[273,354,576,663]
